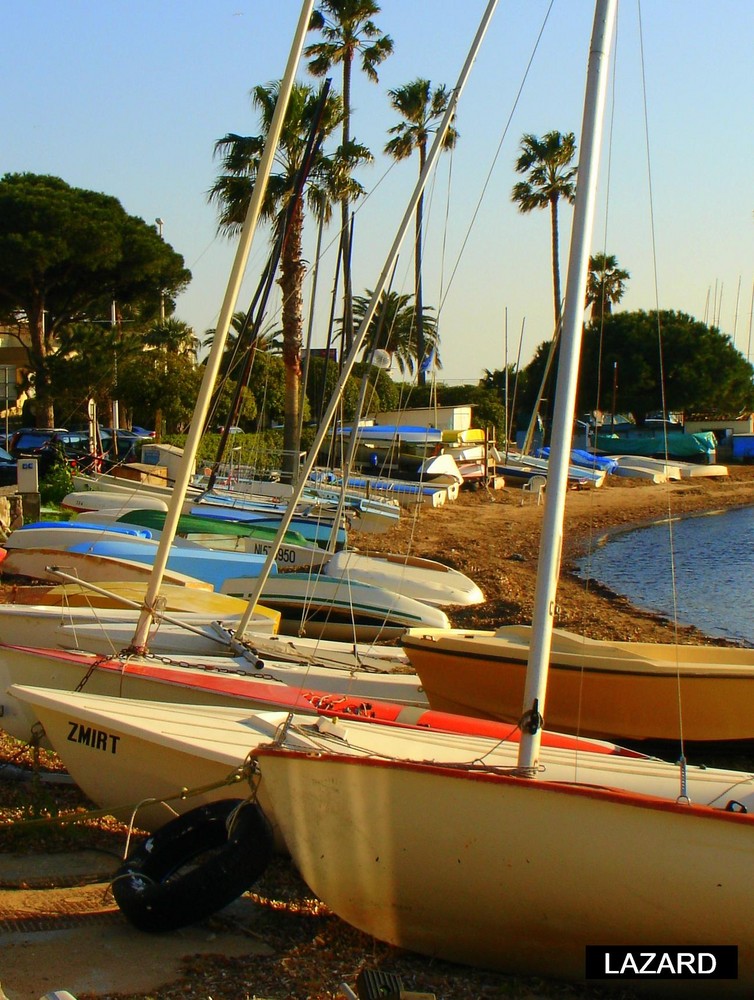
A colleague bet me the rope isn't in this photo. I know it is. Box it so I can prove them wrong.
[0,764,254,844]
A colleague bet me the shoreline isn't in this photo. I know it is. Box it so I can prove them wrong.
[353,463,754,646]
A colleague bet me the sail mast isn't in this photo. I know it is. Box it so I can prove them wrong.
[130,0,315,652]
[235,0,500,634]
[517,0,618,772]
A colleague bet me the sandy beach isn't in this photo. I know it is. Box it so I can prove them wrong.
[2,465,754,1000]
[354,462,754,644]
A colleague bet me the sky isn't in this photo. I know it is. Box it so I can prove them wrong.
[4,1,753,384]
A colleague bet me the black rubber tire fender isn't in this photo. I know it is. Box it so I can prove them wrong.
[112,798,273,932]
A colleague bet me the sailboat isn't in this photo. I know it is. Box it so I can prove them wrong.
[250,1,754,989]
[402,623,754,743]
[7,682,663,833]
[0,520,453,643]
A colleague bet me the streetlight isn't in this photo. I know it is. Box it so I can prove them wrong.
[155,218,165,322]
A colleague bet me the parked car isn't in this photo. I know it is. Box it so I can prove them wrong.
[8,427,71,478]
[0,446,17,487]
[46,428,149,471]
[99,429,148,466]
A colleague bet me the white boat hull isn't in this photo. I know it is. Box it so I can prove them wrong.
[321,550,484,607]
[0,643,429,746]
[12,683,754,854]
[256,749,754,988]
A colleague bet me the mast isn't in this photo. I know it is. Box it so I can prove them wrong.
[517,0,618,772]
[235,0,500,635]
[130,0,315,652]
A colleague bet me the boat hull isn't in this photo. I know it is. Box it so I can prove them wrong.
[403,625,754,742]
[256,748,754,991]
[0,642,435,744]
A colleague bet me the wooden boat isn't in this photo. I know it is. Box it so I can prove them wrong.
[402,624,754,742]
[247,5,754,989]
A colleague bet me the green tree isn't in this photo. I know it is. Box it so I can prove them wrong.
[577,310,754,421]
[144,318,198,439]
[586,252,630,323]
[209,81,371,478]
[44,322,122,427]
[203,310,280,435]
[306,0,393,353]
[144,317,199,356]
[511,131,577,329]
[385,79,457,386]
[117,349,203,434]
[351,288,440,377]
[0,173,190,427]
[203,311,281,366]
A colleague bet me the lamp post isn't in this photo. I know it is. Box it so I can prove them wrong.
[155,218,165,322]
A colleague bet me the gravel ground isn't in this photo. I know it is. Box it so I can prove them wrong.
[4,467,754,998]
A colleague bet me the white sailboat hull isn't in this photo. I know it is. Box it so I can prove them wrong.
[220,573,450,642]
[256,749,754,989]
[62,491,169,513]
[0,643,429,745]
[11,682,754,843]
[609,455,682,480]
[1,547,213,590]
[0,604,278,656]
[321,550,484,607]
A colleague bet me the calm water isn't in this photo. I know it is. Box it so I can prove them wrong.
[576,506,754,646]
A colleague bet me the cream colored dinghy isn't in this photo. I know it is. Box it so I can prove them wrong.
[11,683,754,842]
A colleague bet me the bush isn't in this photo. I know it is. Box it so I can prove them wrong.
[162,431,286,475]
[39,461,74,505]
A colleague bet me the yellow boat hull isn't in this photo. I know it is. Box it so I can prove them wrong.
[403,625,754,742]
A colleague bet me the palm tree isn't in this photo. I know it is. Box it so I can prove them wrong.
[144,317,199,357]
[352,288,441,378]
[511,130,578,329]
[203,312,281,366]
[385,79,457,386]
[306,0,393,354]
[209,80,370,479]
[586,252,630,322]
